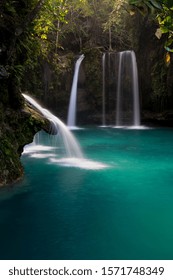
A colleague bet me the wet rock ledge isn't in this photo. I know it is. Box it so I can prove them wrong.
[0,100,50,187]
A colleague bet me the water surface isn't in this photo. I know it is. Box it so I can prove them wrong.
[0,127,173,260]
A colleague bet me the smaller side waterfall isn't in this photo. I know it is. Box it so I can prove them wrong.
[116,52,123,127]
[67,54,84,128]
[115,50,140,127]
[131,51,140,126]
[102,53,106,126]
[23,94,84,158]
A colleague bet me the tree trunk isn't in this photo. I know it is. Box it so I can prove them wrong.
[55,20,60,54]
[109,25,113,51]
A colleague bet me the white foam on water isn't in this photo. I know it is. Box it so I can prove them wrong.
[68,126,84,130]
[124,125,151,130]
[49,157,110,170]
[112,125,151,130]
[23,145,56,154]
[30,153,56,159]
[99,125,111,128]
[112,126,125,129]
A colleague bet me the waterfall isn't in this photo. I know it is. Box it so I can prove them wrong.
[102,53,106,126]
[22,94,84,158]
[22,94,109,170]
[116,52,123,127]
[115,50,140,127]
[131,51,140,126]
[67,54,84,128]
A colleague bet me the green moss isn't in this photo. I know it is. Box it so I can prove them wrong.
[151,58,168,112]
[0,101,49,187]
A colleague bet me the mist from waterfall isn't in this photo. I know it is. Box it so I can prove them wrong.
[67,54,84,128]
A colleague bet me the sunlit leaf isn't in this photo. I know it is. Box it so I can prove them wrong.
[155,28,162,38]
[165,51,171,66]
[41,34,47,39]
[160,25,169,33]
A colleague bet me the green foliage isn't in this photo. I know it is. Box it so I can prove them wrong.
[55,0,134,51]
[157,3,173,52]
[83,48,102,110]
[0,0,46,106]
[128,0,173,52]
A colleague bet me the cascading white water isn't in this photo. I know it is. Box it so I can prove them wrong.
[116,52,123,127]
[67,54,84,128]
[115,50,140,127]
[131,51,140,126]
[23,93,108,169]
[102,53,106,126]
[22,93,84,158]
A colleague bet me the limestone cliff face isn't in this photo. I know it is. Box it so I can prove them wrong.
[0,100,48,187]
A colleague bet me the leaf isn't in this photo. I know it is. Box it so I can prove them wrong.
[160,25,169,33]
[155,28,162,38]
[41,34,47,39]
[165,37,173,47]
[165,46,173,52]
[149,0,162,9]
[165,52,170,65]
[147,1,157,11]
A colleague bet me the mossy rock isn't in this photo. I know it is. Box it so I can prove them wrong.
[0,99,51,187]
